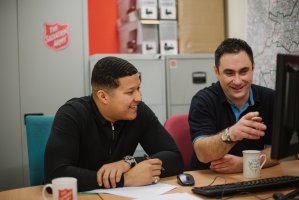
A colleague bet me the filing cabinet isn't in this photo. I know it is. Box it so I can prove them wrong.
[165,54,217,117]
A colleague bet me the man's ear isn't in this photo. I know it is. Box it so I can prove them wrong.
[213,65,220,80]
[96,90,108,104]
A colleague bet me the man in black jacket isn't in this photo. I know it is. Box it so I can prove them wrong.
[44,56,183,192]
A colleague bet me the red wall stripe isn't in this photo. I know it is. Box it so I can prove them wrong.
[88,0,119,55]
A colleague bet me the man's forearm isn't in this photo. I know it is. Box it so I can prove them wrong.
[194,133,235,163]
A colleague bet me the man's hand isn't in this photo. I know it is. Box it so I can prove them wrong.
[210,154,243,173]
[97,160,131,188]
[124,158,163,187]
[229,112,267,142]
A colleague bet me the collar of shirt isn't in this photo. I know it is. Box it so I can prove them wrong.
[228,88,255,121]
[90,95,125,126]
[90,95,125,140]
[90,96,109,124]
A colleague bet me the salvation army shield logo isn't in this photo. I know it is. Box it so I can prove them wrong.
[43,22,70,51]
[58,188,73,200]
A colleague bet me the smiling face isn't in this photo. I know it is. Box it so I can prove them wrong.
[100,73,142,122]
[214,50,254,108]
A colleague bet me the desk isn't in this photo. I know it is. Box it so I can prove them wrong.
[1,160,298,200]
[0,185,100,200]
[100,160,299,200]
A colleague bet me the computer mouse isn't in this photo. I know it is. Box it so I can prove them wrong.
[177,173,195,186]
[272,193,285,200]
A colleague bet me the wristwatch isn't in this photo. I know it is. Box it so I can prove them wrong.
[220,128,233,143]
[123,155,137,167]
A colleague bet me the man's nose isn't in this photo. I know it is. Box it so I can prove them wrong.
[233,75,242,84]
[135,91,142,101]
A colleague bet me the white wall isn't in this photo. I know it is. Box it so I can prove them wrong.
[0,0,88,191]
[0,0,24,191]
[226,0,246,39]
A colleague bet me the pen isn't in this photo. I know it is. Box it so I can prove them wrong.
[144,154,165,171]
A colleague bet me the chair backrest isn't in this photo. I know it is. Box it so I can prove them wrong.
[25,115,54,186]
[164,114,193,171]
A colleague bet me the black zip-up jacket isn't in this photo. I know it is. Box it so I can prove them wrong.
[44,96,183,192]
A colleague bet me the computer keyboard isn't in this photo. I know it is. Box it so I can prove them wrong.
[192,175,299,198]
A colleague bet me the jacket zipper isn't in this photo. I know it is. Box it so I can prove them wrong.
[109,122,115,155]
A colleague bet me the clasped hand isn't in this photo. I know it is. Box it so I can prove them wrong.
[97,158,163,188]
[210,154,243,173]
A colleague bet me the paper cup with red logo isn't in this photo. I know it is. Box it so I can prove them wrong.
[42,177,77,200]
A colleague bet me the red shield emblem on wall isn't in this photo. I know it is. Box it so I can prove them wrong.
[44,22,70,51]
[58,188,73,200]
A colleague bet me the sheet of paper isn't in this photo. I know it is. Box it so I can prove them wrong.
[134,192,202,200]
[85,183,177,198]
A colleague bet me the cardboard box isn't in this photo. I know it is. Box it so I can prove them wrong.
[118,0,158,21]
[158,0,177,20]
[159,20,178,54]
[118,20,159,54]
[178,0,225,53]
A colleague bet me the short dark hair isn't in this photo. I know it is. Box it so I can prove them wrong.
[91,56,138,92]
[215,38,254,68]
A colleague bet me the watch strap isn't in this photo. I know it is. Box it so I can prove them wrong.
[123,155,137,167]
[221,128,234,143]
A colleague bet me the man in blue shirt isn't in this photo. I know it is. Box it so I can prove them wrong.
[189,38,279,172]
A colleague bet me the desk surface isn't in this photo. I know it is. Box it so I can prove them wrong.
[1,160,298,200]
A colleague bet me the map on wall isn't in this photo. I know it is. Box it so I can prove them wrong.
[246,0,299,89]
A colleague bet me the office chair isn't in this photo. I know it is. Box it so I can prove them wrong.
[164,114,193,171]
[25,114,54,186]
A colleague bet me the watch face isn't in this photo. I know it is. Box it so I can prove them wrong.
[126,157,133,163]
[221,132,228,141]
[221,128,232,143]
[124,156,136,167]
